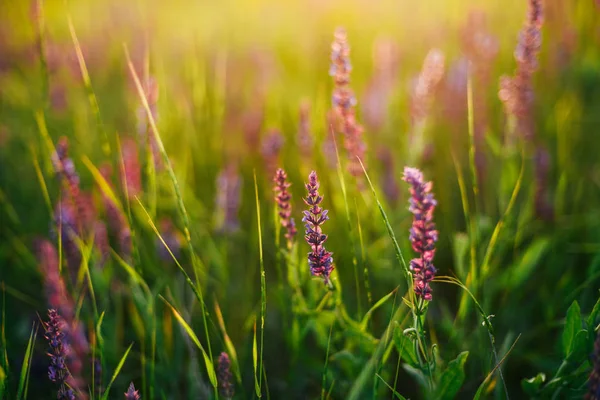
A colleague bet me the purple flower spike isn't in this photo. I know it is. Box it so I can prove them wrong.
[403,167,438,301]
[303,171,334,284]
[44,309,76,400]
[274,168,297,249]
[218,352,235,399]
[125,382,141,400]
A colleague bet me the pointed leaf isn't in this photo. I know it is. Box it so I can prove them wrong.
[434,351,469,400]
[562,301,581,357]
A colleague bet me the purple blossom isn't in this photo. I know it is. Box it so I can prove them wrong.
[217,352,235,399]
[403,167,438,301]
[125,382,141,400]
[303,171,334,284]
[44,310,75,400]
[274,168,297,249]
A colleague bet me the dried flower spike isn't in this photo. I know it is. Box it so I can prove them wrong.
[274,168,297,249]
[125,382,141,399]
[403,167,438,301]
[218,352,235,399]
[44,309,76,400]
[303,171,334,284]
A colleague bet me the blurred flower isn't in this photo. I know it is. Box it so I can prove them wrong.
[93,221,109,267]
[215,163,242,234]
[217,352,235,399]
[125,382,141,400]
[44,309,75,400]
[261,129,284,176]
[303,171,334,284]
[498,0,544,141]
[330,27,367,180]
[410,49,445,127]
[297,100,313,158]
[403,167,438,301]
[273,168,297,249]
[36,240,89,396]
[120,138,142,200]
[587,329,600,400]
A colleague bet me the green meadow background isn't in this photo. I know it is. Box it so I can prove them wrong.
[1,0,600,398]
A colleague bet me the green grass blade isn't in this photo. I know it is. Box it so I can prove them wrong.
[254,171,266,397]
[16,323,37,400]
[321,323,334,400]
[360,287,399,330]
[375,374,407,400]
[473,334,521,400]
[253,319,261,397]
[160,296,217,388]
[101,342,134,400]
[214,299,242,384]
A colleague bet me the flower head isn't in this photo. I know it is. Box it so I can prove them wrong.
[44,309,76,400]
[330,27,367,180]
[274,168,297,248]
[403,167,438,301]
[303,171,334,284]
[125,382,141,400]
[217,352,235,399]
[498,0,544,141]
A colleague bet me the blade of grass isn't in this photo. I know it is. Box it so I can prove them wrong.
[159,296,217,389]
[213,299,242,384]
[16,323,37,400]
[254,171,266,397]
[376,374,407,400]
[360,287,399,331]
[473,334,521,400]
[100,342,134,400]
[67,16,110,156]
[253,320,260,397]
[321,322,334,400]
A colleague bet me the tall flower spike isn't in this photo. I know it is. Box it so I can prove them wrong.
[403,167,438,301]
[217,352,235,399]
[44,309,76,400]
[274,168,297,249]
[303,171,334,284]
[330,27,367,180]
[498,0,543,141]
[124,382,141,400]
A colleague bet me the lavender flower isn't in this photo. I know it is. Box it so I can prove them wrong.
[44,309,75,400]
[217,352,235,399]
[534,145,553,221]
[120,138,142,200]
[587,329,600,400]
[378,148,399,206]
[330,27,367,179]
[215,163,242,234]
[498,0,543,141]
[99,164,132,260]
[403,167,438,301]
[125,382,141,400]
[274,168,297,249]
[303,171,334,284]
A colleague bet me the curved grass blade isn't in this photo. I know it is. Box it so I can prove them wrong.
[473,334,521,400]
[100,342,134,400]
[214,299,242,384]
[254,171,266,397]
[159,296,217,389]
[360,287,398,331]
[376,374,407,400]
[321,323,334,400]
[253,320,260,397]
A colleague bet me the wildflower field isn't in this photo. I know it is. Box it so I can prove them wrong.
[1,0,600,398]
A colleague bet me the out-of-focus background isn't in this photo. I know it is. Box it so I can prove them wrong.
[1,0,600,399]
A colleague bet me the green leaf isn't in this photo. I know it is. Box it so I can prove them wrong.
[566,329,588,362]
[562,301,581,357]
[507,238,550,289]
[587,293,600,328]
[360,287,398,330]
[101,343,133,400]
[160,297,217,388]
[434,351,469,400]
[253,320,261,397]
[393,327,419,367]
[521,373,546,396]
